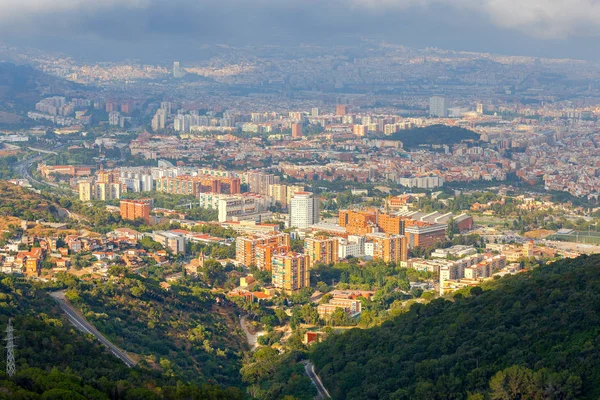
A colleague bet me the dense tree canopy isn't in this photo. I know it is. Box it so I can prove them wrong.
[310,255,600,399]
[388,125,480,149]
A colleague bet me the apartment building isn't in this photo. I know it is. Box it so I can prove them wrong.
[246,171,277,195]
[268,183,305,209]
[255,244,290,271]
[365,233,408,264]
[236,232,291,267]
[439,254,507,294]
[156,175,240,196]
[120,199,153,224]
[304,236,339,268]
[271,252,310,293]
[78,180,122,201]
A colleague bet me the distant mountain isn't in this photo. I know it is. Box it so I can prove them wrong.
[310,255,600,399]
[0,62,83,126]
[388,124,480,149]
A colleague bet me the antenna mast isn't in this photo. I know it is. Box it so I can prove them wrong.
[5,318,15,377]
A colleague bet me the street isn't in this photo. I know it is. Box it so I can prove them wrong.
[303,361,331,399]
[50,290,136,368]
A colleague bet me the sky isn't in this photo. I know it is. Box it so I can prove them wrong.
[1,0,600,62]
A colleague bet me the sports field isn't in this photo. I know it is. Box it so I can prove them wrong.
[548,231,600,245]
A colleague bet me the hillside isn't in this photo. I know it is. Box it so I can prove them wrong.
[389,124,480,149]
[0,181,63,222]
[310,255,600,399]
[0,62,83,126]
[67,273,247,387]
[0,275,244,399]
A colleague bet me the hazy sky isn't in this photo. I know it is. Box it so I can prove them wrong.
[2,0,600,61]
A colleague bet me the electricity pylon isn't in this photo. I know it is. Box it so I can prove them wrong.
[4,318,15,377]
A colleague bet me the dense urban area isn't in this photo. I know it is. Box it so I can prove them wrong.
[1,39,600,400]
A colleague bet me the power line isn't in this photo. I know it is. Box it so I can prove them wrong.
[4,318,15,377]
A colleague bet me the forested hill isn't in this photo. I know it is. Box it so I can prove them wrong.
[388,124,480,149]
[310,255,600,400]
[0,275,244,399]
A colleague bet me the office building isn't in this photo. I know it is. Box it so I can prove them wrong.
[311,108,320,117]
[108,111,121,126]
[272,252,310,293]
[217,193,272,223]
[290,192,320,229]
[429,96,448,118]
[398,175,444,189]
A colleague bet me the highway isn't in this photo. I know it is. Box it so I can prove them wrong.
[303,361,331,399]
[50,291,136,368]
[14,145,61,188]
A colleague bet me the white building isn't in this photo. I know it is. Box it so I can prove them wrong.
[429,96,447,118]
[290,192,320,229]
[173,62,184,79]
[337,235,365,258]
[108,111,121,126]
[197,192,273,222]
[398,175,444,189]
[153,231,186,254]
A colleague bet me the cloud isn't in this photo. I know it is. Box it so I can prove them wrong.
[350,0,600,38]
[1,0,600,39]
[1,0,599,61]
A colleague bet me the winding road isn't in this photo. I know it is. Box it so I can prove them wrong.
[304,361,331,399]
[50,290,136,368]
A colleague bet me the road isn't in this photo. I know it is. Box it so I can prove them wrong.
[50,291,136,368]
[14,145,62,188]
[14,144,80,197]
[239,315,258,351]
[303,361,331,399]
